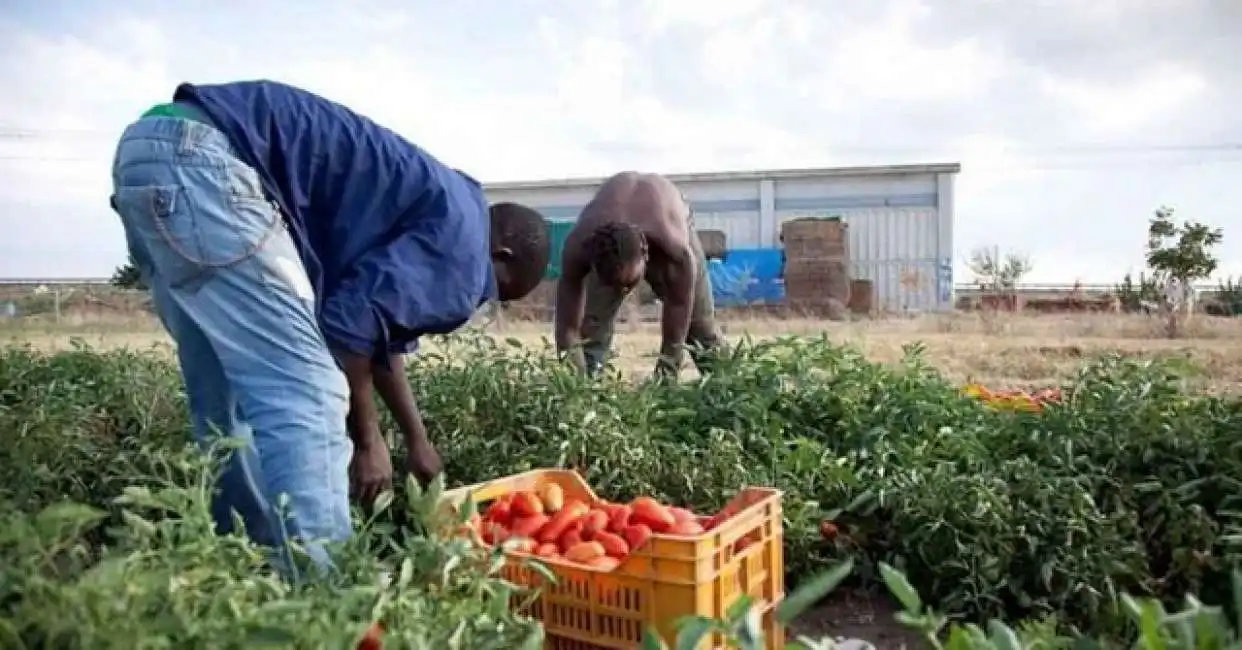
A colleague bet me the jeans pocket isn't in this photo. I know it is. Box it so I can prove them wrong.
[114,178,282,290]
[225,159,269,203]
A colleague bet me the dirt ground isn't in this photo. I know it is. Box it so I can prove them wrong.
[7,311,1242,393]
[790,591,924,649]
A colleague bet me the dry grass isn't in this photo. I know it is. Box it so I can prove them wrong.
[5,311,1242,393]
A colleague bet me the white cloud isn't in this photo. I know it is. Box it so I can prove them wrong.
[821,0,1007,103]
[0,18,176,209]
[0,2,1238,281]
[1038,63,1209,136]
[638,0,767,32]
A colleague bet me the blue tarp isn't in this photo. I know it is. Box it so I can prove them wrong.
[707,248,785,306]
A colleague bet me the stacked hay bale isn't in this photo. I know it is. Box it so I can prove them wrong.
[780,217,852,321]
[848,279,875,316]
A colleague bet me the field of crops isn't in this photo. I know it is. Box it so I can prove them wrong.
[3,314,1242,649]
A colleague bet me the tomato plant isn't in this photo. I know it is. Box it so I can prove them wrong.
[1,332,1239,646]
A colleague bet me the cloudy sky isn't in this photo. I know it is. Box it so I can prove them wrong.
[1,0,1239,284]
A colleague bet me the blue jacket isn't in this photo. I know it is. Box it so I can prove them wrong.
[174,80,496,359]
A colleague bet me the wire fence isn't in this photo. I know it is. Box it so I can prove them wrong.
[0,282,154,328]
[1,277,1235,329]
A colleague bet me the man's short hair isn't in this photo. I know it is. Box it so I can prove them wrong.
[490,202,550,298]
[585,221,645,284]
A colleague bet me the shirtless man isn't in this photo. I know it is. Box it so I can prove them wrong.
[554,172,722,379]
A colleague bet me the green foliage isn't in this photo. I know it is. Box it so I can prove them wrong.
[1146,206,1223,284]
[1114,272,1161,312]
[2,334,1241,647]
[967,247,1033,293]
[696,562,1242,650]
[0,465,544,648]
[1213,277,1242,317]
[109,254,147,290]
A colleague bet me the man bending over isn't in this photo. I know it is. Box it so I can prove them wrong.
[554,172,721,379]
[109,80,550,573]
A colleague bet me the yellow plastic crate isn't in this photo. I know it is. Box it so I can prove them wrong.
[443,469,786,650]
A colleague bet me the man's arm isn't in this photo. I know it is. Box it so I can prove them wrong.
[334,349,394,506]
[335,350,384,450]
[372,354,420,444]
[319,229,463,500]
[371,353,441,484]
[656,246,696,378]
[554,235,590,372]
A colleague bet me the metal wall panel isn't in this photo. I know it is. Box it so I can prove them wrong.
[774,206,943,312]
[678,179,759,206]
[691,211,762,249]
[485,178,761,223]
[773,173,936,204]
[482,165,957,312]
[483,185,598,221]
[770,172,949,312]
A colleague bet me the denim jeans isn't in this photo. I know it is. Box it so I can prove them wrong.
[110,116,352,575]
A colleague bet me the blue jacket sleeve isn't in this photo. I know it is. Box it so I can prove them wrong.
[318,265,394,362]
[318,230,485,362]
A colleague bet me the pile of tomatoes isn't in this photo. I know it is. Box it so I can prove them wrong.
[961,383,1064,412]
[461,483,758,570]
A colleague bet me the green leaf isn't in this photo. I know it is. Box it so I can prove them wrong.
[372,489,394,515]
[775,557,854,624]
[256,600,315,617]
[119,509,158,536]
[0,618,26,650]
[879,562,922,613]
[1136,599,1167,650]
[735,606,766,649]
[513,625,545,650]
[673,616,716,650]
[397,557,415,590]
[524,558,559,585]
[725,594,755,624]
[243,626,300,646]
[34,501,107,539]
[987,620,1022,650]
[642,627,669,650]
[1232,569,1242,631]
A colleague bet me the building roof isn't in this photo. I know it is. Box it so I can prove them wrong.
[484,162,962,191]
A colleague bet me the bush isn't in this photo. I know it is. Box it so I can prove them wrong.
[1,333,1240,646]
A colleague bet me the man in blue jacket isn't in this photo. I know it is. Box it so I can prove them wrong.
[109,80,550,572]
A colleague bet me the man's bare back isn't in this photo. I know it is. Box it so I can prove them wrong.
[554,172,721,378]
[574,172,690,252]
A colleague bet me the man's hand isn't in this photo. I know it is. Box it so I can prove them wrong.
[652,349,681,382]
[406,436,443,488]
[334,348,392,506]
[349,437,393,507]
[372,354,443,489]
[562,345,588,374]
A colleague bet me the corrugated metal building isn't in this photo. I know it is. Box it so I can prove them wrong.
[485,162,960,312]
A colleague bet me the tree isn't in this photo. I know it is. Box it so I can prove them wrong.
[1144,206,1222,337]
[1113,271,1161,313]
[967,246,1032,311]
[110,253,147,290]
